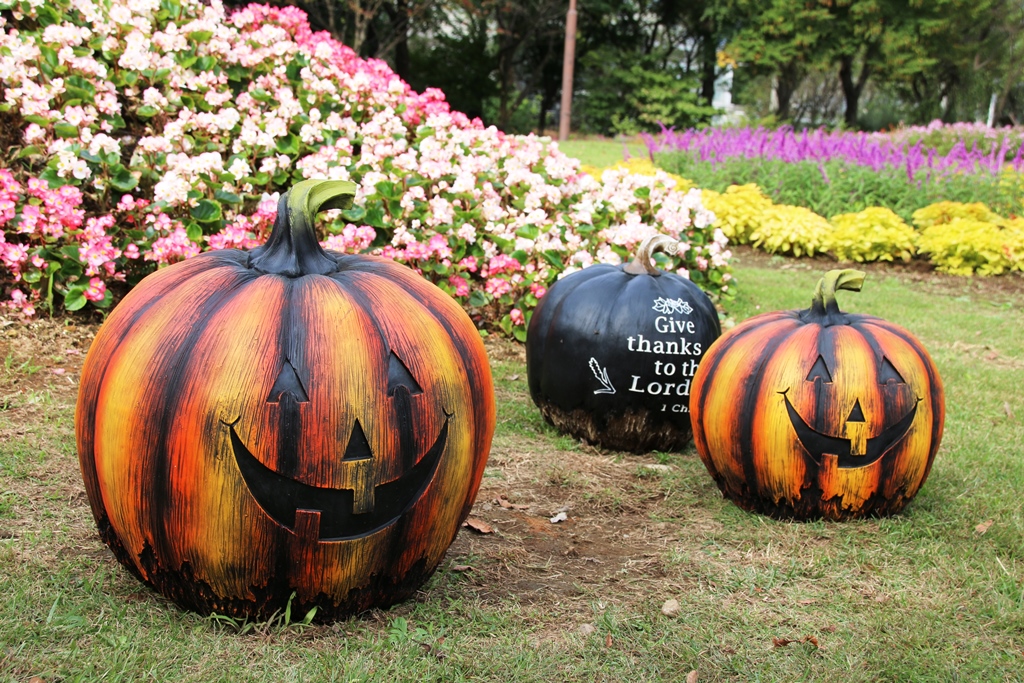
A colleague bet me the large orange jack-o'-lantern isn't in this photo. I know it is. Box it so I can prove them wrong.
[76,180,496,620]
[690,270,944,520]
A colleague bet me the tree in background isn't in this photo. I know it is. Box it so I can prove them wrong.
[721,0,831,122]
[572,0,718,134]
[226,0,1024,133]
[877,0,1024,125]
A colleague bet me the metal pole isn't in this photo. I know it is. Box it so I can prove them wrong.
[558,0,577,142]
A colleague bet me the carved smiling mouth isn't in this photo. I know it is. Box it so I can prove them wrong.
[782,392,919,469]
[228,414,449,541]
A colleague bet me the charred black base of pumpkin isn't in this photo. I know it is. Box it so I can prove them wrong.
[709,476,917,522]
[537,401,692,454]
[96,517,446,622]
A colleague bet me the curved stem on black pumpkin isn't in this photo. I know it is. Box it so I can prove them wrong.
[248,179,358,277]
[623,234,680,276]
[809,269,866,319]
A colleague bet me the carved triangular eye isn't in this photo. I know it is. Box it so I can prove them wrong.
[387,352,423,396]
[268,360,309,403]
[879,357,905,384]
[847,399,866,423]
[342,420,373,461]
[806,355,833,383]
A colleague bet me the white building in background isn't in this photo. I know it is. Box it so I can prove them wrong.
[712,66,744,126]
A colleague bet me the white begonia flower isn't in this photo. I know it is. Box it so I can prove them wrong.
[227,157,251,180]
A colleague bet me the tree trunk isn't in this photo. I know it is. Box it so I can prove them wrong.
[699,26,716,107]
[838,53,872,129]
[390,0,411,81]
[775,63,802,122]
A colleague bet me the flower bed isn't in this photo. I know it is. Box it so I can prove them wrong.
[0,0,730,338]
[700,182,1024,275]
[645,124,1024,179]
[647,125,1024,222]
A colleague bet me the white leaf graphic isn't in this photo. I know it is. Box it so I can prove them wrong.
[589,357,616,395]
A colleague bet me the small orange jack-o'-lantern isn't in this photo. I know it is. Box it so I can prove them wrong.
[76,180,495,620]
[690,270,944,520]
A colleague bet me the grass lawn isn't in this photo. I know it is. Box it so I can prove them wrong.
[556,138,650,168]
[1,250,1022,681]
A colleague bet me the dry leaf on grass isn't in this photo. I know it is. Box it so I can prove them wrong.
[463,518,494,534]
[450,564,473,572]
[685,671,698,683]
[495,495,530,510]
[772,635,819,649]
[661,598,680,617]
[975,519,994,534]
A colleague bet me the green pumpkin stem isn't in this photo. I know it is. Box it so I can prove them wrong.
[623,234,680,276]
[249,179,357,276]
[809,269,866,318]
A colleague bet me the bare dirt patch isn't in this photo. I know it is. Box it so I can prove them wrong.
[447,442,680,607]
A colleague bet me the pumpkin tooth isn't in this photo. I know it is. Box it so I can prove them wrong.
[294,509,322,541]
[845,421,868,456]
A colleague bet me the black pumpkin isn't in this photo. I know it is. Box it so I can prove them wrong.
[526,235,721,453]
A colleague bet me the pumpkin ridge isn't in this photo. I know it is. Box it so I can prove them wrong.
[136,273,263,578]
[850,318,945,484]
[89,266,264,568]
[329,269,486,526]
[77,260,239,528]
[529,267,623,408]
[735,325,804,502]
[534,266,620,350]
[691,314,799,453]
[263,275,300,480]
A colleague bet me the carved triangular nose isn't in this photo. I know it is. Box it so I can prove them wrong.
[847,399,865,423]
[342,420,373,461]
[268,360,309,403]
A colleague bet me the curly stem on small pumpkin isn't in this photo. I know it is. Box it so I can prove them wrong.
[623,234,680,276]
[809,269,865,318]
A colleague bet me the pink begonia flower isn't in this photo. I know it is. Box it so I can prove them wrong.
[84,278,106,301]
[484,278,512,297]
[510,308,524,326]
[448,275,470,297]
[145,228,200,265]
[530,282,547,299]
[484,254,521,276]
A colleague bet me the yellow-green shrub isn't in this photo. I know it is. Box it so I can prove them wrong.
[827,207,918,262]
[701,184,773,244]
[917,218,1023,275]
[911,201,1001,229]
[750,205,832,257]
